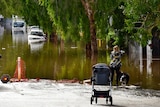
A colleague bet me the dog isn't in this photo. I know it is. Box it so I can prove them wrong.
[119,72,130,86]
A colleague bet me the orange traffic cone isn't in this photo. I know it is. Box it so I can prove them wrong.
[11,57,28,82]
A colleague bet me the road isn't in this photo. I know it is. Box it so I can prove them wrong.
[0,79,159,107]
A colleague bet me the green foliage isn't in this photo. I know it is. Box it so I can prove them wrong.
[123,0,160,46]
[0,0,22,17]
[0,0,160,47]
[95,0,121,40]
[39,0,91,42]
[21,0,52,34]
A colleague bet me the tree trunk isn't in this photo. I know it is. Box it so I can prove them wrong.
[86,42,91,59]
[81,0,98,64]
[50,32,58,45]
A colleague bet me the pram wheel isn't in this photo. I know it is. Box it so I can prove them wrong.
[109,96,113,105]
[90,97,93,104]
[95,97,97,104]
[106,98,108,104]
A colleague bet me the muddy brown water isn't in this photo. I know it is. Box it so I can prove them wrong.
[0,23,159,90]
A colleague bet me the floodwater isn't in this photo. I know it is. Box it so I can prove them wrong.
[0,21,160,90]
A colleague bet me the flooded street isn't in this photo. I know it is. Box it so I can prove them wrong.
[0,20,160,90]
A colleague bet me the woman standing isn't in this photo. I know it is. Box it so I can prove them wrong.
[110,45,125,86]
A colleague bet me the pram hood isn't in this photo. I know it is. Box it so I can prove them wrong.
[92,63,111,85]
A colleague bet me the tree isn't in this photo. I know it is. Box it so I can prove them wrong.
[123,0,160,46]
[81,0,97,55]
[38,0,122,62]
[0,0,23,17]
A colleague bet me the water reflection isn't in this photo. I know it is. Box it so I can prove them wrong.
[12,30,28,43]
[0,24,4,37]
[28,42,45,53]
[146,40,152,75]
[127,41,160,90]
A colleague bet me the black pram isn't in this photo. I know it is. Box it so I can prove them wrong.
[90,63,112,105]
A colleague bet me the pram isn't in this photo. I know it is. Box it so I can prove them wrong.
[90,63,112,105]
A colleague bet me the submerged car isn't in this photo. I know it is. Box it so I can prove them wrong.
[28,28,46,43]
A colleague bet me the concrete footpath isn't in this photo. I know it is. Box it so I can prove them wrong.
[0,79,159,107]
